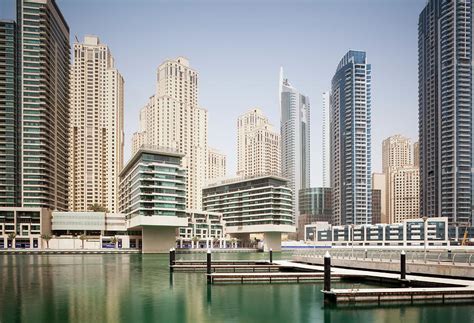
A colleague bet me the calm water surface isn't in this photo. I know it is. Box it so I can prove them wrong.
[1,253,473,323]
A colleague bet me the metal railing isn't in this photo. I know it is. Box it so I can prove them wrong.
[290,249,474,267]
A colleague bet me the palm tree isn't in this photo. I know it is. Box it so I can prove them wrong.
[7,232,16,249]
[41,234,52,249]
[213,237,219,248]
[88,204,108,212]
[79,234,87,249]
[191,236,199,249]
[110,236,118,249]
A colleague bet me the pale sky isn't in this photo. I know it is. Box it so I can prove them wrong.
[1,0,425,187]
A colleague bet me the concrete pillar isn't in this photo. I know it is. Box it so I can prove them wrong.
[263,232,282,252]
[142,226,177,253]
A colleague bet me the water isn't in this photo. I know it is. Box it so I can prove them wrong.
[1,253,473,322]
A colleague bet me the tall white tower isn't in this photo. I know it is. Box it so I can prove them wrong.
[322,91,330,188]
[69,35,124,212]
[237,108,281,177]
[280,68,311,227]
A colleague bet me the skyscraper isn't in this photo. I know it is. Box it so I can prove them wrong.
[0,20,20,207]
[418,0,472,225]
[322,91,331,188]
[207,147,226,180]
[280,68,310,226]
[69,36,124,213]
[382,134,419,223]
[16,0,70,210]
[330,50,372,225]
[382,135,413,174]
[131,57,208,210]
[237,108,280,177]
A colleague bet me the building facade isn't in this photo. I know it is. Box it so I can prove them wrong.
[372,173,387,223]
[118,146,188,252]
[203,175,294,250]
[322,91,331,188]
[382,135,413,173]
[389,166,420,224]
[371,189,381,225]
[0,20,20,207]
[131,57,208,210]
[178,210,226,248]
[17,0,70,210]
[418,0,472,225]
[330,50,372,225]
[207,147,226,181]
[280,68,310,226]
[237,108,280,177]
[297,187,332,240]
[69,35,124,213]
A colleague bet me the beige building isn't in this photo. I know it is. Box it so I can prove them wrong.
[207,148,226,180]
[413,141,419,167]
[237,108,281,177]
[382,135,413,173]
[381,135,419,223]
[389,166,420,223]
[69,36,124,213]
[131,57,207,210]
[372,173,387,223]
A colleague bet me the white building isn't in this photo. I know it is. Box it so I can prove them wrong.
[322,91,331,188]
[280,69,310,227]
[207,147,226,181]
[237,108,281,177]
[69,35,124,213]
[131,57,207,210]
[389,166,420,223]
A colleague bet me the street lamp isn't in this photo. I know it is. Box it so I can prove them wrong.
[422,216,428,262]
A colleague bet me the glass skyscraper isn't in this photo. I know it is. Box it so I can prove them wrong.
[0,0,70,210]
[279,68,310,228]
[418,0,472,225]
[330,50,372,226]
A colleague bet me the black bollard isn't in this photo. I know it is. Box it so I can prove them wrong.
[207,249,212,284]
[324,251,331,293]
[169,248,175,272]
[400,250,406,280]
[270,248,273,264]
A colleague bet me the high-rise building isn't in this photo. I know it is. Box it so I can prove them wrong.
[418,0,472,225]
[371,189,381,225]
[0,20,20,207]
[237,108,280,177]
[131,57,208,210]
[372,173,387,223]
[330,50,372,225]
[280,68,310,226]
[389,166,420,223]
[297,187,332,239]
[413,141,419,167]
[13,0,70,210]
[382,135,413,174]
[381,135,419,224]
[69,36,124,213]
[322,92,331,188]
[207,147,226,180]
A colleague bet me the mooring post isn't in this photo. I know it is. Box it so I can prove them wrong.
[400,250,406,281]
[270,248,273,264]
[324,251,331,296]
[207,249,212,284]
[169,248,175,272]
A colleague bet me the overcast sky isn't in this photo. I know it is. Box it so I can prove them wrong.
[1,0,425,187]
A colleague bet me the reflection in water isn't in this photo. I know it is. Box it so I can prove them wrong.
[1,253,474,323]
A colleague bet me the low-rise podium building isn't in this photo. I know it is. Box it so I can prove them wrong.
[203,175,294,251]
[118,146,188,253]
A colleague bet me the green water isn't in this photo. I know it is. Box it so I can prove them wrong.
[1,253,473,323]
